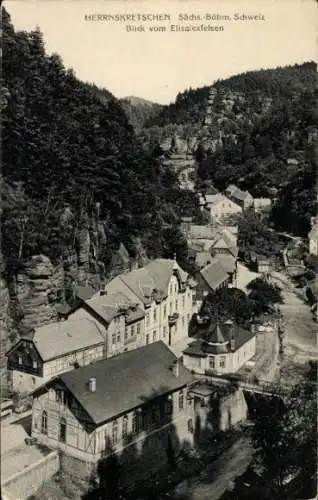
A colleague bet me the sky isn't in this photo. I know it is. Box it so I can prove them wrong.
[5,0,317,104]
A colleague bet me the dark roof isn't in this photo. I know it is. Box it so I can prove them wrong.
[183,322,255,356]
[200,259,229,290]
[51,341,194,425]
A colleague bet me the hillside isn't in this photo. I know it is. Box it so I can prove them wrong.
[1,8,200,342]
[120,95,163,131]
[142,63,317,235]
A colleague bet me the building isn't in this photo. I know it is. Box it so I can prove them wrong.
[195,258,230,294]
[7,259,199,393]
[203,193,242,224]
[186,224,238,257]
[253,198,272,214]
[225,185,253,211]
[182,320,256,375]
[309,224,318,256]
[256,256,271,274]
[70,258,200,349]
[31,341,195,465]
[6,317,107,393]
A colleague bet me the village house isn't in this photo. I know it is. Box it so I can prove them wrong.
[225,185,254,211]
[202,193,242,224]
[308,223,318,257]
[253,198,272,214]
[182,320,256,375]
[6,317,107,393]
[31,342,195,469]
[195,258,231,295]
[256,255,271,274]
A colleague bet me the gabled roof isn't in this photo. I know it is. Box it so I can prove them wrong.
[39,341,194,426]
[200,259,229,291]
[103,259,191,307]
[12,317,106,362]
[216,254,236,274]
[85,291,141,324]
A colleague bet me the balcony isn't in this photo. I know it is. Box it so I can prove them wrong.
[168,313,179,326]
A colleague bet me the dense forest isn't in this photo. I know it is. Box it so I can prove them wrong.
[142,62,317,236]
[2,8,199,279]
[119,96,163,132]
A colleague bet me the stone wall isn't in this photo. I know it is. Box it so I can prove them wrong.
[218,388,248,431]
[2,451,59,500]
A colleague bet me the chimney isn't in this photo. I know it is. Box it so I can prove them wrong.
[230,336,236,352]
[88,377,96,392]
[100,289,106,297]
[172,359,180,377]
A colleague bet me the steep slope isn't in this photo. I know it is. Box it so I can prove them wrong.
[142,63,317,235]
[120,96,163,131]
[1,8,196,344]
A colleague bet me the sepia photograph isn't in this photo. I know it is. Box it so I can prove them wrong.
[1,0,317,499]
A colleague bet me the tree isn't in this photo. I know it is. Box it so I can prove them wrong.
[251,361,317,499]
[246,277,283,314]
[200,287,255,326]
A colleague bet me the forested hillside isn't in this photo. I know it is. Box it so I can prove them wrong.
[1,8,202,340]
[120,96,163,132]
[143,62,317,236]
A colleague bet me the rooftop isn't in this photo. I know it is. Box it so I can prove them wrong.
[20,317,105,362]
[184,321,255,356]
[200,259,229,290]
[40,341,194,425]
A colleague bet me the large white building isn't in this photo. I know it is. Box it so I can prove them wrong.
[201,193,242,224]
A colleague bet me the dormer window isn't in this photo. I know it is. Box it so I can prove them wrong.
[18,355,22,365]
[33,360,38,369]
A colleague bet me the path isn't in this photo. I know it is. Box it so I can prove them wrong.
[271,271,318,383]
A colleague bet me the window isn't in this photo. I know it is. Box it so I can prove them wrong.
[209,356,215,369]
[182,316,185,327]
[32,359,38,369]
[124,327,128,341]
[163,326,167,337]
[146,312,150,326]
[153,308,157,322]
[56,389,64,405]
[153,330,157,342]
[132,412,137,434]
[163,305,167,318]
[18,355,22,365]
[220,356,226,368]
[117,332,121,343]
[146,334,149,345]
[122,415,128,438]
[187,314,190,324]
[175,300,178,312]
[175,284,177,293]
[59,417,66,443]
[151,406,158,424]
[112,333,116,345]
[179,390,184,410]
[131,325,135,337]
[182,296,185,308]
[112,420,118,445]
[188,419,194,433]
[137,323,140,335]
[41,411,48,435]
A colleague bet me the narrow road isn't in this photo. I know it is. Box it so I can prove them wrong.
[271,271,318,383]
[174,437,253,500]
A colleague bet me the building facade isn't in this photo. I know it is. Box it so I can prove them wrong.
[204,193,242,224]
[183,321,256,375]
[31,342,195,465]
